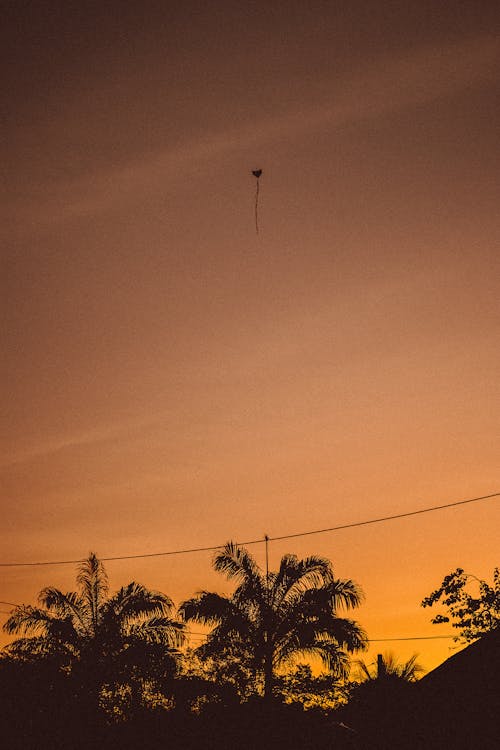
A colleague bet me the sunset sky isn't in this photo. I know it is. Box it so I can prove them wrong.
[2,2,499,671]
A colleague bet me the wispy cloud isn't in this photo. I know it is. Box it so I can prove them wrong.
[0,416,161,470]
[8,34,499,229]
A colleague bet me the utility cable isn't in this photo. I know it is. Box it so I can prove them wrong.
[267,491,500,543]
[367,635,455,642]
[0,613,459,642]
[183,631,458,645]
[0,491,497,568]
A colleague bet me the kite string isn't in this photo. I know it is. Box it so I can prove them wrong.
[255,177,260,234]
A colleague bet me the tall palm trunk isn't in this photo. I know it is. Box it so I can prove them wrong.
[263,580,274,702]
[263,645,274,702]
[263,616,274,702]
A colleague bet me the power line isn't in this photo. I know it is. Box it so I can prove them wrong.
[367,635,455,642]
[267,491,500,543]
[0,612,459,644]
[0,608,463,646]
[0,615,458,643]
[0,491,497,568]
[0,541,240,568]
[183,634,459,649]
[186,630,456,643]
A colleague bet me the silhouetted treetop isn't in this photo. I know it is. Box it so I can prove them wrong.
[422,566,500,642]
[180,541,367,700]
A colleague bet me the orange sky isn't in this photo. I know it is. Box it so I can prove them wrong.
[1,3,499,672]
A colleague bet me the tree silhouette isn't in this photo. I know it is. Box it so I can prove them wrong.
[275,662,351,710]
[180,541,367,700]
[354,651,424,682]
[422,567,500,642]
[342,652,423,749]
[2,553,185,712]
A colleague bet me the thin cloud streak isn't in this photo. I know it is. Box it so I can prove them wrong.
[0,416,163,470]
[8,34,499,231]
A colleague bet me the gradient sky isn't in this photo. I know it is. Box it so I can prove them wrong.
[2,2,499,671]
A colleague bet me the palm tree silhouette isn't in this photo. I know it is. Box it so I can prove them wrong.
[180,541,367,700]
[355,652,424,682]
[3,553,185,705]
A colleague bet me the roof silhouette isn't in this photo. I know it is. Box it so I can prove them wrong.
[404,628,500,749]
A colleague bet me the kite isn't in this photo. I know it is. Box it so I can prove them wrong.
[252,169,263,234]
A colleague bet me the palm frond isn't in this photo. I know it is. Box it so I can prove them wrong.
[38,588,87,633]
[313,642,351,679]
[179,591,233,625]
[106,582,174,621]
[3,605,54,636]
[273,556,335,616]
[274,633,351,679]
[355,651,424,682]
[390,652,424,680]
[325,579,365,611]
[213,541,264,590]
[298,579,364,613]
[127,617,186,648]
[205,611,256,646]
[76,552,109,633]
[3,636,62,659]
[353,657,375,681]
[318,616,368,653]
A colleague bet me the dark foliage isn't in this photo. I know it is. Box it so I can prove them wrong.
[422,567,500,642]
[180,541,367,699]
[0,681,358,750]
[1,553,185,721]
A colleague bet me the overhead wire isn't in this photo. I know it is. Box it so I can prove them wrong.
[185,631,456,642]
[0,605,468,645]
[0,491,494,667]
[0,491,497,568]
[267,491,500,543]
[0,613,460,643]
[0,612,459,643]
[366,635,456,642]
